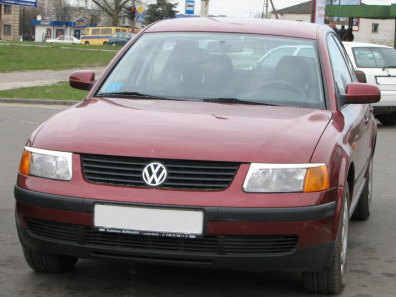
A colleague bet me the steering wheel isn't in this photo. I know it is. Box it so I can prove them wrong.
[260,80,305,96]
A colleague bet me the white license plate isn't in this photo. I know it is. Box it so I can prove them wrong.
[376,76,396,85]
[94,204,204,238]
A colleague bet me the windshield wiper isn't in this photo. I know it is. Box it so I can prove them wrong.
[96,91,171,100]
[202,98,278,106]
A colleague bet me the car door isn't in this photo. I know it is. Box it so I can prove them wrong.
[327,34,373,202]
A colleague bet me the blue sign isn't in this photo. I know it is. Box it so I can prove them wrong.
[0,0,37,7]
[137,14,144,23]
[185,0,195,15]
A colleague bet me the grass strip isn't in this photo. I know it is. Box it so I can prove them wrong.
[0,43,117,72]
[0,81,88,101]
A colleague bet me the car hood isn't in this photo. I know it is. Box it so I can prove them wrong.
[32,98,332,163]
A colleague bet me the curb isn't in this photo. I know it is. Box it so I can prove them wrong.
[0,98,79,106]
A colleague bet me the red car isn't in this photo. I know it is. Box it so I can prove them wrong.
[15,18,380,294]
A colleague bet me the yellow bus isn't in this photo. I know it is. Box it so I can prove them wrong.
[81,27,128,45]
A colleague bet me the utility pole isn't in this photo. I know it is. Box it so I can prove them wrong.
[262,0,268,18]
[201,0,209,17]
[262,0,277,19]
[270,0,278,19]
[265,0,269,18]
[131,0,136,32]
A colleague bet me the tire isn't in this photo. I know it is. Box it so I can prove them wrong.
[352,158,373,220]
[22,247,78,273]
[103,41,108,46]
[377,112,396,126]
[302,182,349,294]
[112,43,116,47]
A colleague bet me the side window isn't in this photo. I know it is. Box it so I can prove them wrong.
[327,34,353,94]
[101,29,112,35]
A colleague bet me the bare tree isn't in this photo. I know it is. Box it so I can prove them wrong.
[91,0,131,26]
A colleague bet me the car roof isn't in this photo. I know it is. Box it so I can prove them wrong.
[144,17,322,40]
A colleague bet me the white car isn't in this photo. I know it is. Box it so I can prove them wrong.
[344,42,396,126]
[254,45,316,70]
[45,35,82,45]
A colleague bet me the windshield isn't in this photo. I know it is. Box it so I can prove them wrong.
[352,46,396,68]
[97,32,324,109]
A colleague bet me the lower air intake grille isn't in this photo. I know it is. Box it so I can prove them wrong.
[26,218,299,255]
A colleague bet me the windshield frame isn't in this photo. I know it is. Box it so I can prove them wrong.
[95,32,325,110]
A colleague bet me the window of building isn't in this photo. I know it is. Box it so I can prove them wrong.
[372,23,379,33]
[3,25,12,35]
[4,5,12,14]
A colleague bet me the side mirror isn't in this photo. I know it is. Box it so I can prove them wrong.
[344,82,380,104]
[69,70,95,91]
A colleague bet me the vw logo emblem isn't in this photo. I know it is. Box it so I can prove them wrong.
[142,163,167,186]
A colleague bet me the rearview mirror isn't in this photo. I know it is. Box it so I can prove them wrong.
[69,70,95,91]
[344,82,380,104]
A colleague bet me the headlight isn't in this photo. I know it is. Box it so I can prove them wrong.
[243,163,329,193]
[19,147,72,181]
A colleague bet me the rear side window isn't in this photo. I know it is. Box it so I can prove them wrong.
[352,47,396,68]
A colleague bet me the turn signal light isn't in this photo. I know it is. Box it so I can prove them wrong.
[303,165,329,192]
[19,149,31,175]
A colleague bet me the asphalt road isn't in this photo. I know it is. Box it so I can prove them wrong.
[1,103,395,297]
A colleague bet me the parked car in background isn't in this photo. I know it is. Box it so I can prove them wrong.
[16,18,380,294]
[45,35,81,44]
[344,42,396,126]
[81,27,128,45]
[107,32,135,46]
[253,45,316,70]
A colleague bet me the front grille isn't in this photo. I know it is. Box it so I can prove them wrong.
[81,154,239,190]
[26,218,299,255]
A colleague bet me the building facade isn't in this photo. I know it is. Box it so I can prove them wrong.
[0,4,20,41]
[271,1,395,47]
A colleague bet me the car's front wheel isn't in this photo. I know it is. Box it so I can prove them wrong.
[302,182,349,294]
[22,247,78,273]
[377,112,396,126]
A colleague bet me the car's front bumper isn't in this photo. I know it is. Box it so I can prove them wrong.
[15,186,337,272]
